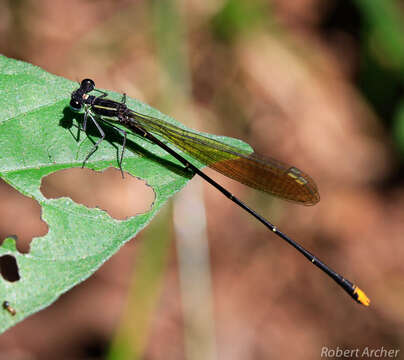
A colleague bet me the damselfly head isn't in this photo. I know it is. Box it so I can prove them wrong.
[69,98,82,112]
[70,79,95,111]
[80,79,95,93]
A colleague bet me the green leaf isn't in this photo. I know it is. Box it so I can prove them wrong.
[0,55,251,332]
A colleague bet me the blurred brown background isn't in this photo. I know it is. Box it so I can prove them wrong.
[0,0,403,359]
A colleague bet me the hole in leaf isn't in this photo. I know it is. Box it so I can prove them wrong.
[0,179,49,253]
[0,255,20,282]
[40,167,155,220]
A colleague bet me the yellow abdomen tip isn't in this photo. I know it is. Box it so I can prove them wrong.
[354,286,370,306]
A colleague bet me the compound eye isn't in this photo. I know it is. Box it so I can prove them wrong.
[69,99,82,111]
[81,78,95,92]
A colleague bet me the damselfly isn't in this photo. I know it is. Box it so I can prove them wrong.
[69,79,370,306]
